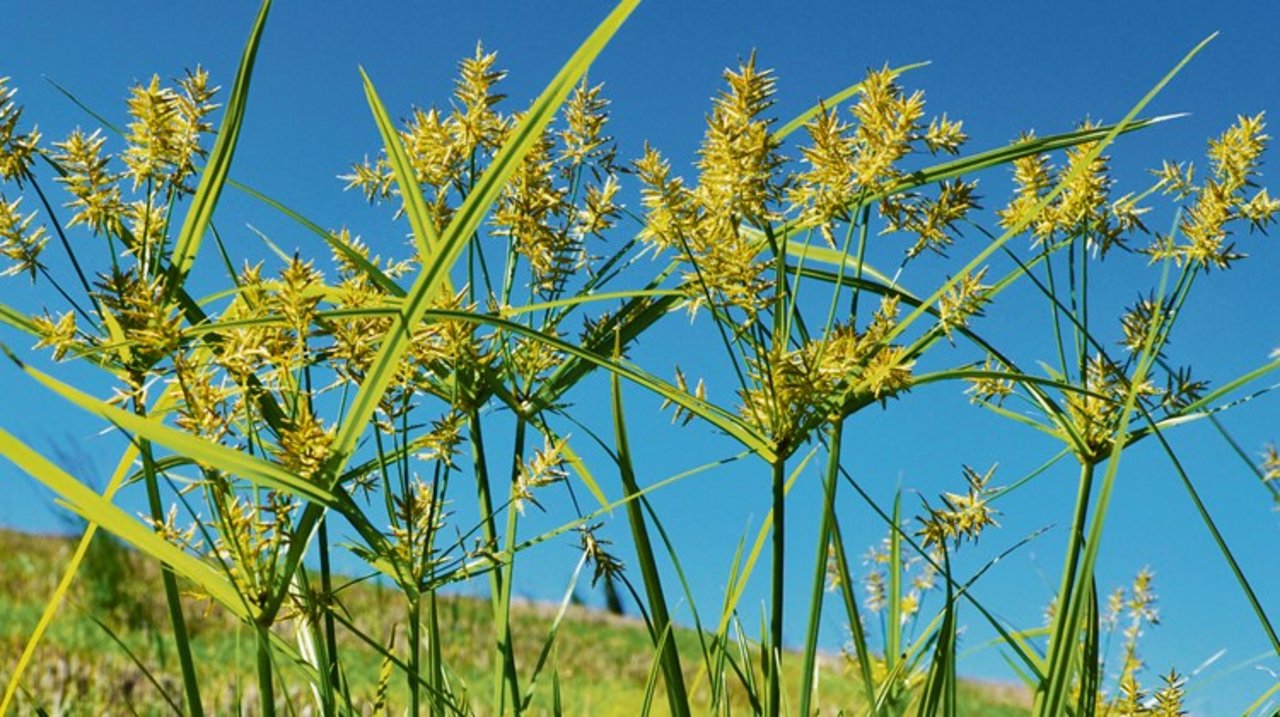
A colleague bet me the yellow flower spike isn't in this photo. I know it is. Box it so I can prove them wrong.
[998,133,1054,235]
[123,75,182,190]
[0,77,42,183]
[1118,292,1173,355]
[884,178,980,259]
[490,124,572,294]
[54,128,126,236]
[270,255,325,337]
[965,357,1015,405]
[32,311,79,361]
[1152,159,1196,199]
[0,194,47,281]
[699,52,779,202]
[923,113,967,155]
[916,464,1000,550]
[389,476,448,578]
[1261,444,1280,483]
[451,42,509,157]
[402,107,461,188]
[513,435,570,514]
[938,266,991,341]
[1152,670,1187,716]
[849,65,924,190]
[272,407,335,481]
[576,173,621,238]
[124,199,168,260]
[1146,113,1278,269]
[415,411,466,468]
[788,106,856,244]
[662,366,706,426]
[122,70,220,194]
[409,286,490,376]
[1241,187,1280,230]
[559,78,612,167]
[634,143,696,255]
[341,155,395,203]
[1207,112,1268,193]
[170,354,235,441]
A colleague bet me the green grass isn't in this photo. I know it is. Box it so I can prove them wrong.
[0,529,1030,715]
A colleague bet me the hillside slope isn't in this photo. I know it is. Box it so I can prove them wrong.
[0,529,1030,715]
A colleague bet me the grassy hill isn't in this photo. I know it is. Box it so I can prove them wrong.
[0,529,1030,715]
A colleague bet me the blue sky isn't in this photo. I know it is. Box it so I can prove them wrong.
[3,2,1279,713]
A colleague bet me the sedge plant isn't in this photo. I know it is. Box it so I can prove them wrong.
[0,2,1277,715]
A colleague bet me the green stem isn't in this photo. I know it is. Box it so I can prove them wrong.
[493,416,527,716]
[1036,461,1095,712]
[798,419,844,717]
[134,396,204,717]
[409,590,422,716]
[429,590,445,717]
[612,358,691,717]
[471,410,520,715]
[768,456,786,717]
[256,623,275,717]
[886,492,902,677]
[318,519,340,715]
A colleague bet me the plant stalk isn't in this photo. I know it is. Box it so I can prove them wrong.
[493,416,527,716]
[318,519,340,715]
[768,455,786,717]
[611,355,691,717]
[1036,460,1096,714]
[134,396,204,717]
[256,623,276,717]
[798,419,844,717]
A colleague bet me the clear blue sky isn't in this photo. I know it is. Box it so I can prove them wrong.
[3,2,1278,713]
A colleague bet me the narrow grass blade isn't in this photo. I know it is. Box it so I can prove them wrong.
[827,512,878,706]
[1244,679,1280,716]
[1075,580,1101,717]
[360,69,446,265]
[798,420,843,717]
[638,625,675,717]
[611,336,692,717]
[915,553,958,717]
[887,491,904,675]
[167,0,272,289]
[786,241,897,286]
[0,449,140,713]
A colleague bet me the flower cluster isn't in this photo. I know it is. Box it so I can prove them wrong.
[789,66,974,256]
[915,464,1000,550]
[0,77,41,183]
[344,47,620,297]
[1147,113,1279,270]
[738,297,913,448]
[636,55,781,322]
[998,125,1147,256]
